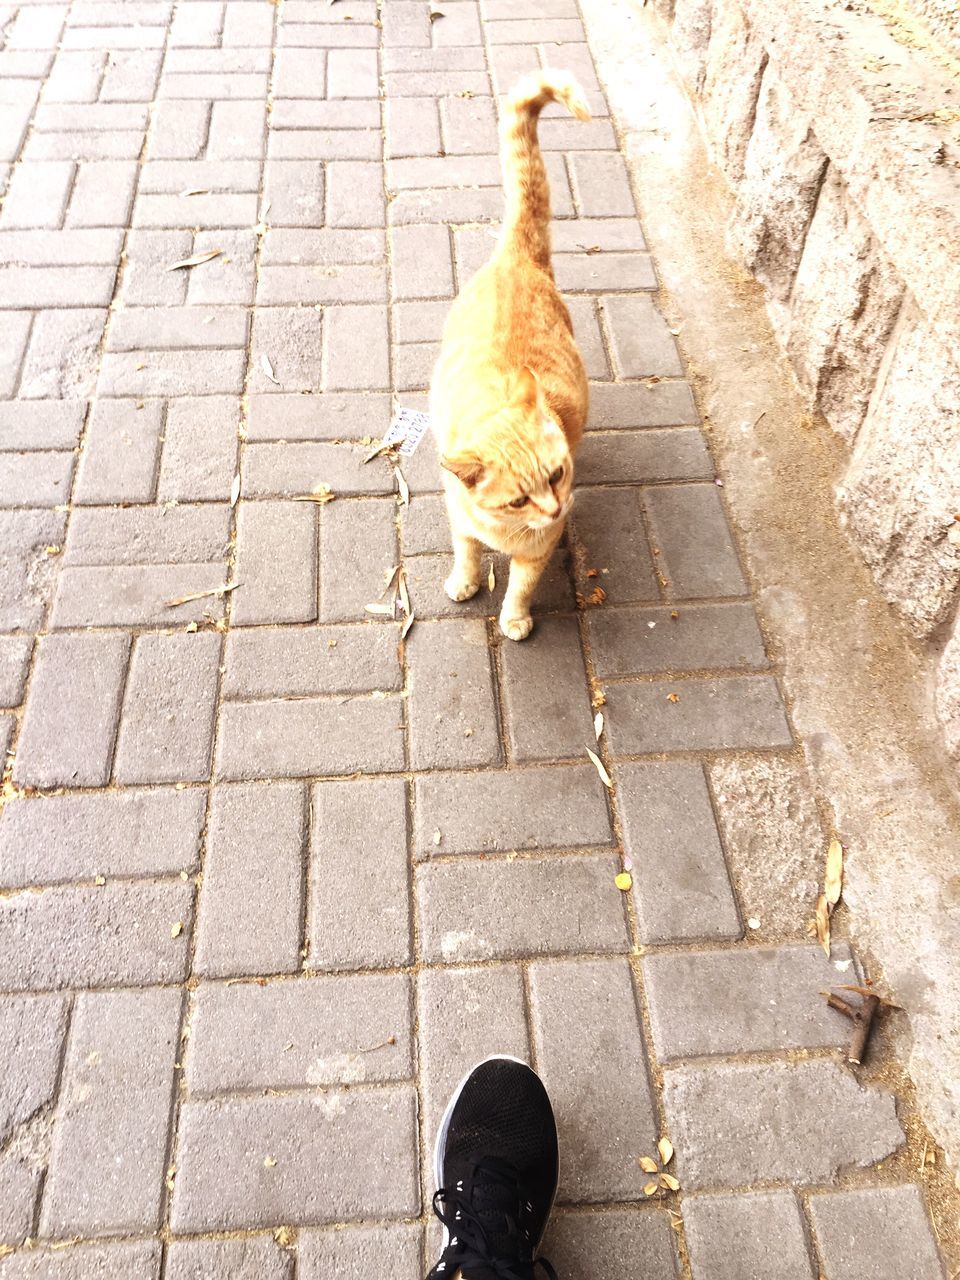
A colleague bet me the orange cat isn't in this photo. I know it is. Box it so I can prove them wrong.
[429,69,590,640]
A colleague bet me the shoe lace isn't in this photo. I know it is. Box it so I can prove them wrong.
[428,1156,558,1280]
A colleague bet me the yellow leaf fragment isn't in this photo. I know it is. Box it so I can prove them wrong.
[815,893,831,958]
[171,921,183,938]
[395,466,410,506]
[94,874,106,886]
[264,1155,277,1168]
[401,611,415,640]
[660,1173,680,1192]
[166,249,221,271]
[586,747,613,790]
[615,871,632,892]
[639,1155,658,1173]
[292,484,335,505]
[594,710,604,739]
[274,1227,296,1248]
[643,1181,659,1197]
[488,563,496,592]
[658,1137,674,1165]
[824,837,844,907]
[666,692,680,703]
[230,472,241,506]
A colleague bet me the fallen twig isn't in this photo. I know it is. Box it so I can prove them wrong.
[164,582,239,608]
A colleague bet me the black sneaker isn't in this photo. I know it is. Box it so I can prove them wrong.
[427,1054,560,1280]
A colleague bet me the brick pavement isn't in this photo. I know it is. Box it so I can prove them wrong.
[0,0,950,1276]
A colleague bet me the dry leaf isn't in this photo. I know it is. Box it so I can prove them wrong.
[836,984,904,1010]
[292,484,335,505]
[587,585,606,606]
[825,837,844,907]
[274,1227,295,1249]
[615,871,632,892]
[639,1156,658,1173]
[261,353,280,385]
[164,581,239,608]
[591,689,606,708]
[401,611,415,640]
[666,692,680,703]
[230,472,241,506]
[488,563,496,592]
[395,466,409,506]
[94,874,106,886]
[264,1156,277,1168]
[660,1173,680,1192]
[179,187,209,197]
[365,602,394,616]
[815,892,831,958]
[658,1137,674,1165]
[642,1181,659,1198]
[433,830,442,846]
[171,921,183,938]
[586,747,613,790]
[166,249,221,271]
[398,568,410,617]
[594,711,603,739]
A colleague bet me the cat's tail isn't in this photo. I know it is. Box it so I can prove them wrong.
[499,69,591,269]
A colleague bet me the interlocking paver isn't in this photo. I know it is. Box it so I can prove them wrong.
[189,974,413,1093]
[807,1185,945,1280]
[65,504,231,566]
[529,957,658,1202]
[74,399,162,504]
[41,988,182,1238]
[0,509,66,630]
[683,1191,814,1280]
[224,624,401,698]
[417,854,629,962]
[0,1243,162,1279]
[159,395,238,500]
[14,632,128,788]
[318,495,397,622]
[51,564,230,628]
[644,483,749,599]
[298,1225,423,1279]
[233,500,317,626]
[571,486,658,603]
[543,1209,679,1280]
[0,635,31,707]
[171,1086,420,1231]
[243,441,393,497]
[588,379,699,427]
[0,1160,39,1251]
[165,1239,292,1280]
[0,995,70,1146]
[407,617,502,769]
[0,789,204,889]
[499,616,595,761]
[247,391,391,442]
[308,776,412,970]
[605,676,793,754]
[576,427,713,484]
[663,1059,904,1188]
[0,451,75,509]
[588,601,767,677]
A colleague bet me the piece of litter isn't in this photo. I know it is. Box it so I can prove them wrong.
[164,581,239,608]
[615,871,632,892]
[171,921,183,938]
[594,711,603,739]
[666,692,680,703]
[264,1156,277,1168]
[377,406,430,458]
[230,472,241,506]
[261,353,280,385]
[166,249,221,271]
[747,917,761,930]
[586,747,613,789]
[488,563,496,592]
[647,620,656,629]
[395,465,410,506]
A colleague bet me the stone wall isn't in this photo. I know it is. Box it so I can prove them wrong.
[651,0,960,759]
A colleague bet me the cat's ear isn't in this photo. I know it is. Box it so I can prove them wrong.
[513,365,540,408]
[441,453,485,488]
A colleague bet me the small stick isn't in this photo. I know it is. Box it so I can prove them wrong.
[848,993,881,1065]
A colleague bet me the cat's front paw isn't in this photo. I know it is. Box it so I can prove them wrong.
[500,610,533,641]
[445,572,480,602]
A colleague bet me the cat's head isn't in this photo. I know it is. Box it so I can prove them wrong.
[440,368,574,532]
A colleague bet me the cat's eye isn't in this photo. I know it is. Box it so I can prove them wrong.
[509,495,529,508]
[549,466,564,485]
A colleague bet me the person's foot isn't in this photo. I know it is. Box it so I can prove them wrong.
[427,1055,559,1280]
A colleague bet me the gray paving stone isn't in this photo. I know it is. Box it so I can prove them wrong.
[386,95,441,159]
[0,713,13,763]
[98,349,246,398]
[601,295,683,379]
[243,441,393,498]
[414,763,612,855]
[171,1085,420,1230]
[122,229,191,306]
[486,16,584,41]
[404,547,575,620]
[217,696,405,780]
[407,618,501,770]
[0,310,30,398]
[0,160,73,229]
[0,994,70,1147]
[222,1,274,45]
[65,158,138,227]
[430,0,483,45]
[41,987,182,1238]
[233,500,317,626]
[0,879,193,991]
[382,3,432,47]
[272,47,327,98]
[499,616,595,762]
[390,184,504,226]
[262,227,384,266]
[258,262,386,306]
[188,229,258,305]
[268,129,380,162]
[388,152,500,191]
[529,958,657,1202]
[708,755,825,937]
[14,632,128,788]
[207,99,267,158]
[384,45,487,73]
[165,1239,292,1280]
[0,1243,162,1280]
[391,223,454,300]
[643,943,858,1060]
[0,788,204,889]
[417,853,629,962]
[683,1191,814,1280]
[441,92,498,155]
[0,509,66,631]
[146,99,209,160]
[0,1158,39,1249]
[564,295,611,380]
[18,307,107,400]
[557,253,657,294]
[569,151,637,217]
[74,400,162,505]
[0,635,31,707]
[159,395,238,502]
[158,73,266,102]
[618,760,741,944]
[1,264,117,308]
[0,452,75,508]
[808,1185,945,1280]
[418,965,529,1171]
[168,2,223,48]
[308,776,412,970]
[543,1208,679,1280]
[400,491,449,554]
[299,1225,422,1280]
[577,428,713,484]
[247,391,392,442]
[604,675,793,754]
[51,564,229,629]
[250,305,324,394]
[114,633,221,785]
[264,159,326,227]
[189,974,413,1093]
[225,624,401,699]
[132,191,258,230]
[271,100,381,130]
[66,504,231,567]
[0,403,84,454]
[107,306,248,352]
[324,304,391,388]
[644,483,748,599]
[318,496,397,622]
[194,782,306,979]
[393,299,455,345]
[570,487,658,604]
[326,160,385,229]
[0,229,124,267]
[588,602,767,678]
[395,340,439,391]
[663,1059,905,1188]
[588,380,698,428]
